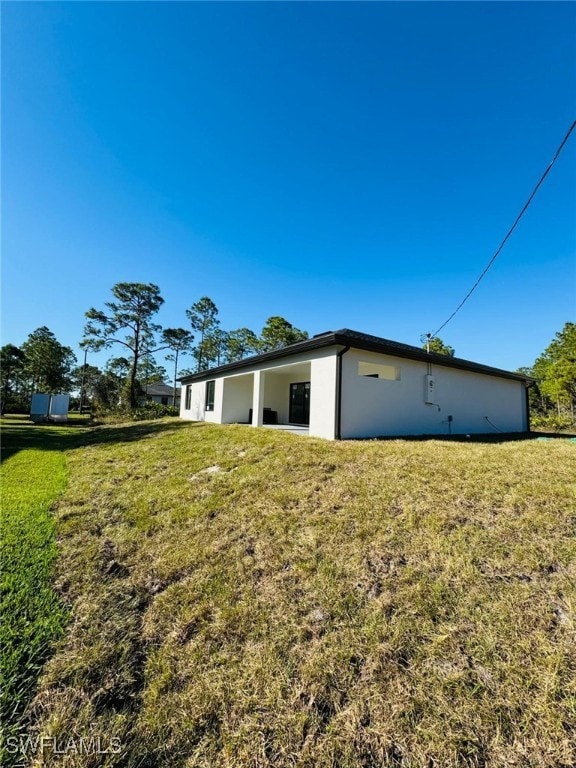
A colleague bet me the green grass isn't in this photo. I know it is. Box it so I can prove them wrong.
[12,419,575,768]
[0,417,83,759]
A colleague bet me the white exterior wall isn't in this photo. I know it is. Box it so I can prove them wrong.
[222,374,253,423]
[340,349,527,438]
[180,381,204,421]
[180,379,224,423]
[309,354,338,439]
[262,374,291,423]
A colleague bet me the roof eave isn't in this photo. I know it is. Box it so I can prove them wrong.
[178,334,340,383]
[331,333,532,383]
[178,330,533,385]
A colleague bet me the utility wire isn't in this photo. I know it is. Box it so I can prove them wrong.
[430,119,576,339]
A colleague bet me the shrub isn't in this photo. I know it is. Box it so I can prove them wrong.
[132,402,179,420]
[92,402,179,424]
[531,412,575,432]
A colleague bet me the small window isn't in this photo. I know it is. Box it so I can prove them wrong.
[358,361,400,380]
[205,380,216,411]
[185,385,192,410]
[161,396,168,406]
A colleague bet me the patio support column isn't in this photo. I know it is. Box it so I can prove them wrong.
[251,370,265,426]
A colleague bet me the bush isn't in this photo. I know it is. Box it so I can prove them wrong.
[92,402,179,424]
[1,396,31,415]
[132,402,179,420]
[531,412,576,432]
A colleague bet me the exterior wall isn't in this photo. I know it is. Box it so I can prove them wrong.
[340,349,527,438]
[222,374,253,423]
[180,379,223,423]
[262,374,291,423]
[309,354,338,439]
[180,381,204,421]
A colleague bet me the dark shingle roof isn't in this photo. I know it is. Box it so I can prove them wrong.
[145,383,177,396]
[179,328,532,384]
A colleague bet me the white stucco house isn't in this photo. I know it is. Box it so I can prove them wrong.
[179,329,532,439]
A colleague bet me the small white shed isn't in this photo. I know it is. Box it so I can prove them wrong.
[179,329,532,440]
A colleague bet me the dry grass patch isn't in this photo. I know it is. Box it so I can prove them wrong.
[23,421,576,767]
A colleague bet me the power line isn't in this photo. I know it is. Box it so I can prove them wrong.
[429,119,576,340]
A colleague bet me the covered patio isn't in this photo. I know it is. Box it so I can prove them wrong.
[221,361,311,428]
[262,424,310,436]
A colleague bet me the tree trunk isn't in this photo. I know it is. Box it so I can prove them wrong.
[197,330,204,372]
[129,327,140,410]
[172,349,179,409]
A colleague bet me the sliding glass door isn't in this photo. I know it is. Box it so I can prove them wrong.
[289,382,310,425]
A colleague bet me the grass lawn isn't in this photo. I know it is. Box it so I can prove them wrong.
[0,416,92,760]
[2,417,576,767]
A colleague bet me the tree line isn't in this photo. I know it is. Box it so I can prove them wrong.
[518,322,576,429]
[1,327,77,413]
[1,282,308,414]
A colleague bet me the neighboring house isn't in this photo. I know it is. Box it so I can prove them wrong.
[179,329,532,439]
[145,382,180,408]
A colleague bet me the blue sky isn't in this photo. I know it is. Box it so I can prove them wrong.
[2,1,575,373]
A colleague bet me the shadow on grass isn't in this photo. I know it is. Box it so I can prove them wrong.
[3,417,574,463]
[362,431,576,444]
[0,415,194,463]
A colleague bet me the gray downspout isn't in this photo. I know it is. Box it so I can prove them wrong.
[335,345,350,440]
